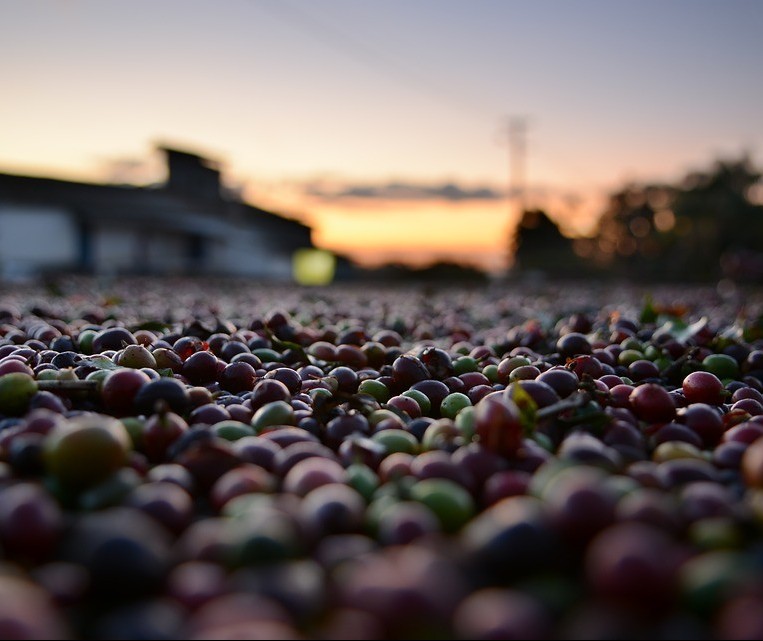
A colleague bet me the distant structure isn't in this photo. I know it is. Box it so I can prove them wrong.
[0,146,314,280]
[511,209,584,278]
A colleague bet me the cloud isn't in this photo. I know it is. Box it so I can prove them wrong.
[305,180,504,202]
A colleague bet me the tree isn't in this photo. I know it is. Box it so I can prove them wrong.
[587,155,763,282]
[511,209,586,278]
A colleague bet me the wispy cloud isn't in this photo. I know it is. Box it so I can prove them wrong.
[305,180,505,202]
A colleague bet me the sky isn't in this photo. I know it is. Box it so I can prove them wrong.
[1,0,761,272]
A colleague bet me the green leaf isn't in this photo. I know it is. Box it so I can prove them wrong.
[640,294,658,324]
[131,320,172,333]
[655,317,688,338]
[80,355,120,371]
[743,314,763,342]
[675,317,709,344]
[506,382,538,436]
[558,400,611,436]
[263,328,309,364]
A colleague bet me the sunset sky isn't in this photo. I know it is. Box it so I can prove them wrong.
[1,0,761,272]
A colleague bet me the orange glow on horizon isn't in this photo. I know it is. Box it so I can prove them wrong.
[245,192,520,273]
[246,185,608,273]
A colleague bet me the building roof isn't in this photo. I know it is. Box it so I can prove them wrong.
[0,149,312,252]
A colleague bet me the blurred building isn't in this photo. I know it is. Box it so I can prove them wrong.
[0,147,314,280]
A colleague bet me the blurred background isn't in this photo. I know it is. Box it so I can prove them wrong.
[0,0,761,284]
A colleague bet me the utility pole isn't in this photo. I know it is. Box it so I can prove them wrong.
[506,116,528,218]
[499,115,530,275]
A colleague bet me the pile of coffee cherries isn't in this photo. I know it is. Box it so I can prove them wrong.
[0,278,762,639]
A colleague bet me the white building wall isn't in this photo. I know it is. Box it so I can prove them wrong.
[93,226,137,275]
[206,226,294,279]
[93,227,190,275]
[0,204,299,280]
[146,232,188,274]
[0,205,78,278]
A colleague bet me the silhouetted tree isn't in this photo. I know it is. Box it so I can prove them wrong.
[586,155,763,282]
[674,157,762,280]
[511,209,585,277]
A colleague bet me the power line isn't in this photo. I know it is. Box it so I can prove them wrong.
[252,0,495,122]
[507,116,528,215]
[250,1,590,218]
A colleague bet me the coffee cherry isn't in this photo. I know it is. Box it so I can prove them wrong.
[682,371,726,405]
[629,383,676,423]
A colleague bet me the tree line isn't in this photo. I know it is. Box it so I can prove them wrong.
[512,155,763,283]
